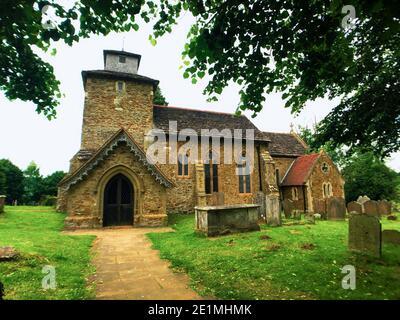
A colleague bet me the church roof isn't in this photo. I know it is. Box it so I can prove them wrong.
[59,129,174,190]
[153,105,269,141]
[262,132,307,157]
[81,70,159,88]
[280,153,320,186]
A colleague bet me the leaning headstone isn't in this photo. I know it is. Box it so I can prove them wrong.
[364,200,380,218]
[0,195,5,214]
[282,199,294,219]
[357,195,371,205]
[348,214,381,257]
[347,201,362,214]
[377,200,391,216]
[327,197,346,220]
[382,230,400,245]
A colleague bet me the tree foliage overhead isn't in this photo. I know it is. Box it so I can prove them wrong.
[1,0,399,155]
[297,125,347,168]
[0,159,24,204]
[342,152,399,202]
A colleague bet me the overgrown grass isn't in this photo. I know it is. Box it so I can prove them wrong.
[0,206,95,300]
[148,214,400,300]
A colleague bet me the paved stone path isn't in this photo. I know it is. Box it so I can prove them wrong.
[65,227,201,300]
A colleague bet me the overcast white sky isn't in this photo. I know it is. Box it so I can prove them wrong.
[0,13,398,176]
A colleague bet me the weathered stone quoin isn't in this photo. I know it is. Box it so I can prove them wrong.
[57,50,345,229]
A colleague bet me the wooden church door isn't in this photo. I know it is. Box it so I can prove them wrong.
[103,174,133,226]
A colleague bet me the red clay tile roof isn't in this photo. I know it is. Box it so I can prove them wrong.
[280,153,321,186]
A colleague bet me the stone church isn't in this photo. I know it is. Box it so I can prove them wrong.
[57,50,345,228]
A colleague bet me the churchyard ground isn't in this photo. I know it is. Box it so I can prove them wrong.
[1,206,399,300]
[148,214,400,300]
[0,206,95,299]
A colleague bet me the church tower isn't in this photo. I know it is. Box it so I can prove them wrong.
[78,50,158,158]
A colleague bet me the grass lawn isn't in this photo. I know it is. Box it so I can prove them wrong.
[0,206,96,300]
[148,214,400,300]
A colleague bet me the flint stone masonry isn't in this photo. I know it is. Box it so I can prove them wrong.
[347,201,362,214]
[327,197,346,220]
[382,230,400,245]
[348,214,381,258]
[195,204,260,236]
[0,195,5,214]
[363,200,380,218]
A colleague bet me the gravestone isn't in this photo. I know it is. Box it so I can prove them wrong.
[363,200,380,218]
[265,194,282,226]
[255,192,266,219]
[282,199,294,218]
[347,201,362,214]
[357,195,371,205]
[382,230,400,245]
[327,197,346,220]
[348,214,381,257]
[377,200,391,216]
[0,195,5,214]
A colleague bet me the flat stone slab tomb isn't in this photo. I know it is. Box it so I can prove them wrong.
[195,204,260,237]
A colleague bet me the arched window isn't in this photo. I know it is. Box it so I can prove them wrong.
[204,150,219,194]
[177,152,189,177]
[322,182,333,198]
[237,152,251,194]
[292,187,299,200]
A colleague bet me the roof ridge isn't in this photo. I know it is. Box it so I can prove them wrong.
[262,131,293,135]
[153,104,244,117]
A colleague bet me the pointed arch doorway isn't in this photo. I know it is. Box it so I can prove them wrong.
[103,173,134,227]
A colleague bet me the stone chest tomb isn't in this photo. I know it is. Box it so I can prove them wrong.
[195,204,260,236]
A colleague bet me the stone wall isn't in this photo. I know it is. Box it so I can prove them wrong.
[272,156,296,184]
[80,77,154,152]
[64,144,167,228]
[159,140,264,214]
[308,153,345,201]
[281,186,306,211]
